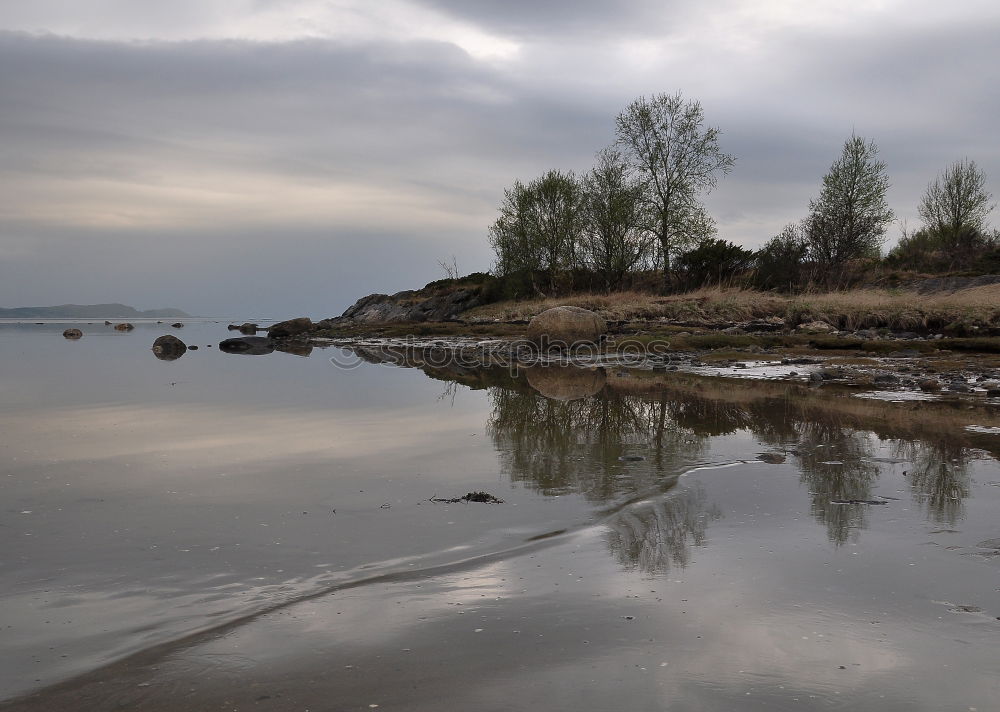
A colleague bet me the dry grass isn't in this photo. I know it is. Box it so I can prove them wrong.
[464,285,1000,334]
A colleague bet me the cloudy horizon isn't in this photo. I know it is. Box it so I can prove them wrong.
[1,1,998,317]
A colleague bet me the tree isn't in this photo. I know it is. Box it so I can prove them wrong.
[488,170,584,296]
[804,134,893,277]
[615,91,735,290]
[917,158,995,253]
[489,178,539,295]
[579,148,655,291]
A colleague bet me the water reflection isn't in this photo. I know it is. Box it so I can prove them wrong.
[606,483,722,574]
[487,381,707,502]
[338,340,998,553]
[892,440,971,524]
[793,426,880,544]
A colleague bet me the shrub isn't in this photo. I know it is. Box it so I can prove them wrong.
[676,238,755,290]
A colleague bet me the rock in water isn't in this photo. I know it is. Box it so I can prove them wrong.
[171,322,184,328]
[113,323,134,331]
[219,336,274,355]
[237,322,259,334]
[152,334,187,360]
[267,317,313,338]
[62,328,83,339]
[526,306,607,349]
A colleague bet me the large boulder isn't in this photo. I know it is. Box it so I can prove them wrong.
[62,328,83,339]
[152,334,187,360]
[526,306,607,348]
[267,317,313,338]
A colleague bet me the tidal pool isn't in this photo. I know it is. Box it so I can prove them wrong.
[1,322,998,710]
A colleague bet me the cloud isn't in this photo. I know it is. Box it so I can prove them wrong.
[0,2,998,315]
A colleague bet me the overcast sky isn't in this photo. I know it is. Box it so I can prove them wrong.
[1,1,998,317]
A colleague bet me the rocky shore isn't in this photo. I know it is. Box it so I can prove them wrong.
[241,277,1000,404]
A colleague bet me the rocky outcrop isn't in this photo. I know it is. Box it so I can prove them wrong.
[267,317,313,338]
[219,336,274,355]
[152,334,187,360]
[526,306,607,348]
[339,289,482,324]
[62,328,83,339]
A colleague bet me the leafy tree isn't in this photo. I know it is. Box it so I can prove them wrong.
[579,148,655,291]
[488,178,540,296]
[804,135,893,278]
[917,158,995,253]
[754,223,810,291]
[488,170,584,296]
[676,238,755,289]
[615,92,735,290]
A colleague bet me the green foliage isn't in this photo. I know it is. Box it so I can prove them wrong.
[805,135,893,278]
[676,238,755,289]
[488,170,585,296]
[754,223,810,291]
[886,225,999,272]
[579,147,656,290]
[615,91,735,287]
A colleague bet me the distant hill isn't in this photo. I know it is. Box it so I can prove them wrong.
[0,303,191,318]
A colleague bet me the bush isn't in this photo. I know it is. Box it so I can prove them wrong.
[753,225,809,292]
[886,227,1000,272]
[676,238,755,289]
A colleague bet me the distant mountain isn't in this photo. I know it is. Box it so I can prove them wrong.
[0,303,191,318]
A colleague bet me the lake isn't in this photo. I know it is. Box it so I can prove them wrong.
[1,320,998,710]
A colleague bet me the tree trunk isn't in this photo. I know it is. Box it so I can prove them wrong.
[660,232,678,294]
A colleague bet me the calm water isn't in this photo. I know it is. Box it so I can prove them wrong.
[1,321,998,710]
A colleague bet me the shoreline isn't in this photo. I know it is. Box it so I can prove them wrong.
[293,324,1000,405]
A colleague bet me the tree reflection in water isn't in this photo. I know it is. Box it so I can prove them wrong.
[334,341,991,556]
[481,365,988,557]
[487,375,708,503]
[606,483,722,574]
[792,424,880,545]
[891,440,971,524]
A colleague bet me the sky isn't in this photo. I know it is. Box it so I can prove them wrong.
[1,1,998,317]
